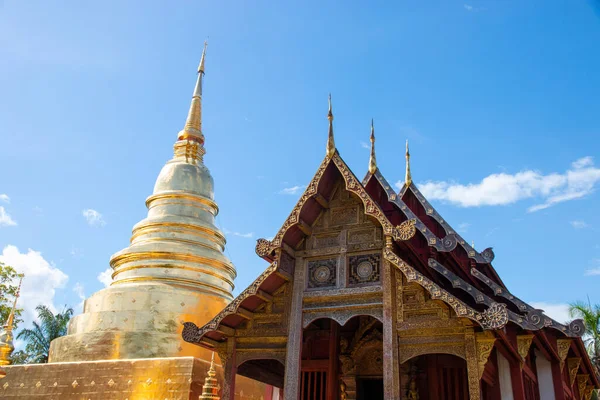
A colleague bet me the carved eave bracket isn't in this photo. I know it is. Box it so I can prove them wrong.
[182,260,280,347]
[476,332,497,380]
[472,267,585,338]
[517,334,534,367]
[568,357,581,387]
[578,375,589,400]
[557,339,572,370]
[384,248,507,331]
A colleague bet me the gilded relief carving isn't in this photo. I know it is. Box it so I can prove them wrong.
[475,332,496,380]
[516,334,534,366]
[348,253,381,286]
[568,357,581,386]
[331,207,359,226]
[307,258,337,289]
[556,339,572,370]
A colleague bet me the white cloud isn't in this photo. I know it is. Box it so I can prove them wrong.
[585,259,600,276]
[464,4,474,11]
[0,245,68,326]
[457,222,470,233]
[408,156,600,212]
[572,156,593,169]
[97,268,113,287]
[0,207,17,226]
[82,209,106,227]
[223,228,254,239]
[70,246,84,259]
[73,282,86,313]
[529,302,571,324]
[0,194,10,203]
[360,141,370,150]
[279,185,306,195]
[570,220,588,229]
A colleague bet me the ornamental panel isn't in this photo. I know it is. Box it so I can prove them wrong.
[307,258,337,289]
[348,253,381,286]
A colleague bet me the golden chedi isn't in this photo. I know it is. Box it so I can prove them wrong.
[199,353,221,400]
[49,42,236,363]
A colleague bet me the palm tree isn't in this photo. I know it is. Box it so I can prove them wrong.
[569,300,600,373]
[16,305,73,363]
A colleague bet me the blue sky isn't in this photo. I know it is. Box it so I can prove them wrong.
[0,1,599,330]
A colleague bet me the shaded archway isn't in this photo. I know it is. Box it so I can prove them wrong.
[300,315,384,400]
[400,354,469,400]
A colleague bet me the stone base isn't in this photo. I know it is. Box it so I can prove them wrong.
[0,357,265,399]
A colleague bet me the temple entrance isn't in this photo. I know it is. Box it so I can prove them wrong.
[401,354,469,400]
[356,378,384,400]
[300,315,383,400]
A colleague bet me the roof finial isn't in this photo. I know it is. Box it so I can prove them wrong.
[368,119,377,174]
[405,139,412,186]
[0,275,23,366]
[326,94,336,158]
[177,40,208,144]
[199,351,220,399]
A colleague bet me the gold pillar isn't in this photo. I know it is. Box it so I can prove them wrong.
[465,329,481,400]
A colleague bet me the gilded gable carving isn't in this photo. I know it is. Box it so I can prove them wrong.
[331,206,359,226]
[348,253,381,286]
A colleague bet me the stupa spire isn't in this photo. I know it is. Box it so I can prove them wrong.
[368,118,377,174]
[405,139,412,186]
[178,40,208,144]
[0,276,23,366]
[199,352,220,399]
[326,94,336,158]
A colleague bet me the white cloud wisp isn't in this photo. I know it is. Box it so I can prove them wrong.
[97,268,113,287]
[408,157,600,212]
[82,209,106,227]
[0,207,17,226]
[279,185,306,195]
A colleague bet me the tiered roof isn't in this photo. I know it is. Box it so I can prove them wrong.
[182,96,596,385]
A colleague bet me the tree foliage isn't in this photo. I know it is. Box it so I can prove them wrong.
[15,305,74,364]
[569,300,600,374]
[0,261,23,327]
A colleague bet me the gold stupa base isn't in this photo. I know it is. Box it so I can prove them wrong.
[0,357,265,399]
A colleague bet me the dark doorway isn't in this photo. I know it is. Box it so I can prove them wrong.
[357,378,384,400]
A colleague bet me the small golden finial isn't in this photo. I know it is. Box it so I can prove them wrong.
[198,40,208,74]
[326,94,336,158]
[0,275,23,366]
[177,42,208,144]
[199,351,220,399]
[405,139,412,186]
[368,119,377,174]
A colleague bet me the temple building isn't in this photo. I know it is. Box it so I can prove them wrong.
[182,97,600,399]
[0,47,598,399]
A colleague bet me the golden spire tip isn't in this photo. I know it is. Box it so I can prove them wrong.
[326,94,335,158]
[368,118,377,174]
[198,40,208,74]
[405,139,412,187]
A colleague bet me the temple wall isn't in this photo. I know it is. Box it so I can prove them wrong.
[1,357,265,399]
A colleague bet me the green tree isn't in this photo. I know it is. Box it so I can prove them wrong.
[16,305,74,364]
[569,300,600,373]
[0,262,23,327]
